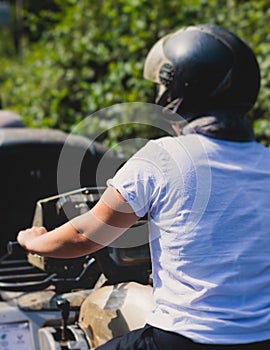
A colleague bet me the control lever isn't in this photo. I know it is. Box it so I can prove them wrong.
[56,298,70,341]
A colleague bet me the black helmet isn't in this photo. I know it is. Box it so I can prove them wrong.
[144,24,260,121]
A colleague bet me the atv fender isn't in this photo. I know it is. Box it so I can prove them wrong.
[78,281,154,348]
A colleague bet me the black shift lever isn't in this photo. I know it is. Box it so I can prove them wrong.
[56,298,70,341]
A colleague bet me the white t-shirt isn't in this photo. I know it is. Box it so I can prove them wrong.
[108,133,270,345]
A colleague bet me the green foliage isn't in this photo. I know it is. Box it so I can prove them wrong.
[1,0,270,146]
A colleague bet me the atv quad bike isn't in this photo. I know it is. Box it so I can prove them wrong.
[0,128,153,350]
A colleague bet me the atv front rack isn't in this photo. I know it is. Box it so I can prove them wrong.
[0,243,101,293]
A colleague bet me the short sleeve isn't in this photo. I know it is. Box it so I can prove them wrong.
[107,141,165,217]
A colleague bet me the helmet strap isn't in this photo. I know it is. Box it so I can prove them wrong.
[161,98,184,121]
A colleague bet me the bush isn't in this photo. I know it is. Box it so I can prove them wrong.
[1,0,270,145]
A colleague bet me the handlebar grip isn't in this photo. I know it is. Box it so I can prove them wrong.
[7,241,25,256]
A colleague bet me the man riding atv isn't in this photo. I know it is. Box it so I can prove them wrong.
[18,24,270,349]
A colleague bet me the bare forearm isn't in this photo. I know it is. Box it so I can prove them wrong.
[18,221,103,258]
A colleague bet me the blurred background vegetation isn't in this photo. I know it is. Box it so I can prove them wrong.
[0,0,270,146]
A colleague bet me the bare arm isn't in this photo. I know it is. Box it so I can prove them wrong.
[17,186,139,258]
